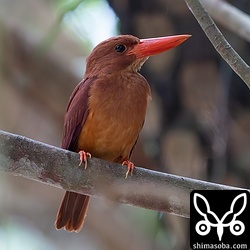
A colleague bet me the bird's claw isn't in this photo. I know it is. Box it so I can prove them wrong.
[122,160,135,179]
[79,151,91,169]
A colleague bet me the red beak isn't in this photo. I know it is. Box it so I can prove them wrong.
[128,34,191,59]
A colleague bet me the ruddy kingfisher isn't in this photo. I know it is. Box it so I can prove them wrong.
[55,34,190,232]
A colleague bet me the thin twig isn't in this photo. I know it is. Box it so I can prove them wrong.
[184,0,250,89]
[201,0,250,42]
[0,130,247,218]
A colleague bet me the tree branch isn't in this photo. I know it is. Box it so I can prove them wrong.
[184,0,250,89]
[0,130,248,218]
[201,0,250,43]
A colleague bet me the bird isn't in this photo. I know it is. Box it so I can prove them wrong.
[55,34,190,233]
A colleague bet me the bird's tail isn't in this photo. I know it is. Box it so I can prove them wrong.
[55,191,90,232]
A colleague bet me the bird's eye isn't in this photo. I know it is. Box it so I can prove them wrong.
[115,44,126,53]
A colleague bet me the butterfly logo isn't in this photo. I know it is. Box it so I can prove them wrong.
[193,192,247,241]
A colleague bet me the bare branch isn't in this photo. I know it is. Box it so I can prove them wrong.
[184,0,250,88]
[0,130,247,218]
[201,0,250,42]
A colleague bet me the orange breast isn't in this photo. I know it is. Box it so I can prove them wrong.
[76,73,151,163]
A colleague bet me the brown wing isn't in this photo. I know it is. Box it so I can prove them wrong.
[61,77,95,151]
[56,77,94,232]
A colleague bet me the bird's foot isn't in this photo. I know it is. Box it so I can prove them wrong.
[78,150,92,169]
[122,160,135,179]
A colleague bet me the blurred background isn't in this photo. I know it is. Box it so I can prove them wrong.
[0,0,250,249]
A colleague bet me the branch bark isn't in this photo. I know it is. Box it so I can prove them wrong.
[184,0,250,89]
[201,0,250,43]
[0,130,248,218]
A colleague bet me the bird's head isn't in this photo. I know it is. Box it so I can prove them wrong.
[85,34,191,76]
